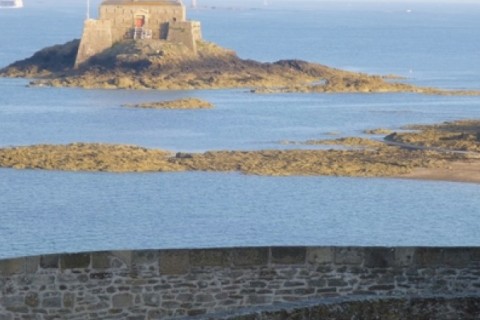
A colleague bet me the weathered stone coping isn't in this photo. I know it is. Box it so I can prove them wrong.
[1,246,480,319]
[2,246,480,275]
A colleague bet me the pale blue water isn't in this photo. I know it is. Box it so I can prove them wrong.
[0,1,479,259]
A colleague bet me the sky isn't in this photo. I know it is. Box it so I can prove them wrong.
[21,0,480,15]
[25,0,480,4]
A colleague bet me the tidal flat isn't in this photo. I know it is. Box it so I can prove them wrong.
[1,120,478,183]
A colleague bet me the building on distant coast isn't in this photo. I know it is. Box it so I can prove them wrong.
[75,0,202,67]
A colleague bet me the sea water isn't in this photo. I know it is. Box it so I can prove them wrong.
[0,1,479,258]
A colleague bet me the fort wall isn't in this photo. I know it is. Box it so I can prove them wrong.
[167,21,201,53]
[1,246,480,319]
[74,19,113,68]
[99,4,186,42]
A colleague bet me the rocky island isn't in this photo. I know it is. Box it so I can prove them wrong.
[1,120,479,183]
[0,0,478,95]
[3,39,480,95]
[1,1,479,183]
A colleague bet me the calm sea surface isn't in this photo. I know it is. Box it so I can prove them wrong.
[0,1,479,258]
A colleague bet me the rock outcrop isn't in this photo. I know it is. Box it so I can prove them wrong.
[0,39,80,78]
[123,98,214,110]
[2,39,478,95]
[387,120,480,152]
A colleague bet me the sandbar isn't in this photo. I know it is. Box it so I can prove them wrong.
[398,161,480,184]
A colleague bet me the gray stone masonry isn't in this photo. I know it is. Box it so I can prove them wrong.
[1,247,480,319]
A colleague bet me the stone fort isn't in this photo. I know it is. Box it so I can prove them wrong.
[75,0,202,67]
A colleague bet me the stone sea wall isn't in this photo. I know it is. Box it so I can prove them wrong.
[1,247,480,319]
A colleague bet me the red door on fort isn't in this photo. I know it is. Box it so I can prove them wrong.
[135,16,145,27]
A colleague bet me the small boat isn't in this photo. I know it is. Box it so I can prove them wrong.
[0,0,23,8]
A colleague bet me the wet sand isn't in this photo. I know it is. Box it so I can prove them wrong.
[399,161,480,184]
